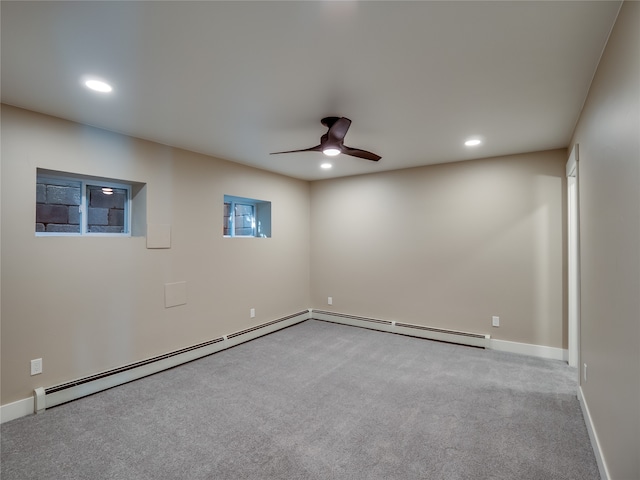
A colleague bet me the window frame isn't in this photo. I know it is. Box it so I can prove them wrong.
[224,198,257,238]
[36,172,132,237]
[223,195,271,238]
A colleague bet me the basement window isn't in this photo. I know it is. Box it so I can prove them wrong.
[36,170,136,236]
[223,195,271,238]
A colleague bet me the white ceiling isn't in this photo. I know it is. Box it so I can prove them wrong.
[1,1,621,181]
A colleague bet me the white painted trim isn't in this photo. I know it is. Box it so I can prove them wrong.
[0,397,34,424]
[566,143,579,177]
[566,144,581,369]
[578,386,610,480]
[567,175,579,367]
[489,338,568,361]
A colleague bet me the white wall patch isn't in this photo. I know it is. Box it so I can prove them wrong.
[147,224,171,249]
[165,281,187,308]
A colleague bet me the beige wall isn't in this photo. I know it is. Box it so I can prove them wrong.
[570,1,640,478]
[310,150,567,348]
[1,105,310,405]
[1,107,569,407]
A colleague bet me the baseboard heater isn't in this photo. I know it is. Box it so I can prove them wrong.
[311,310,489,349]
[33,310,310,414]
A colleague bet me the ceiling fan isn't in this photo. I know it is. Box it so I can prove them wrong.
[270,117,381,161]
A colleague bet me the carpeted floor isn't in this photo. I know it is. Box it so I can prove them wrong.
[1,319,599,480]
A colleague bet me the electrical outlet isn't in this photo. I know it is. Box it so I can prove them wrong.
[250,308,255,318]
[492,316,500,327]
[31,358,43,376]
[328,297,333,305]
[583,363,587,383]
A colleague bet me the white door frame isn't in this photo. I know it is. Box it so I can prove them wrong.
[566,145,580,368]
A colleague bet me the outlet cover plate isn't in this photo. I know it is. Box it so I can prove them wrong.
[31,358,43,376]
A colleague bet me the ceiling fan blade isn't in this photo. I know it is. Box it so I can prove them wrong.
[271,117,377,162]
[327,117,351,144]
[270,145,322,155]
[342,146,381,162]
[320,117,340,129]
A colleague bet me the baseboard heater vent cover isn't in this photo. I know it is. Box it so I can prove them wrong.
[311,310,488,349]
[227,311,308,339]
[34,310,310,414]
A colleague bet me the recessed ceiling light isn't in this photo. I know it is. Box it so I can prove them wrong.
[320,163,333,169]
[322,148,341,157]
[84,79,113,93]
[464,138,482,147]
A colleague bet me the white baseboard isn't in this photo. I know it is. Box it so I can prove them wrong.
[489,338,568,361]
[578,386,610,480]
[0,397,34,424]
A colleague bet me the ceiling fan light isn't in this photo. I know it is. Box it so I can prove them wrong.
[323,147,341,157]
